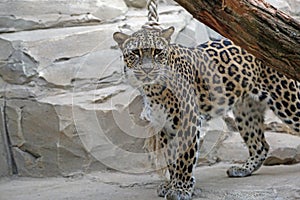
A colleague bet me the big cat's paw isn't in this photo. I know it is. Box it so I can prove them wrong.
[227,166,252,177]
[157,182,170,197]
[165,189,192,200]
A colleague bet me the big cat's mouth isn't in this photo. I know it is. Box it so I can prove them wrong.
[135,73,159,83]
[142,77,151,82]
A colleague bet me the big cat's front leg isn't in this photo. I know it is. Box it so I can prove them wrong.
[163,113,201,200]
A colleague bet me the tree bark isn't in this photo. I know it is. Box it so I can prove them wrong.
[173,0,300,81]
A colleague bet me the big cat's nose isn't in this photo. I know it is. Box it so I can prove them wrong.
[141,64,154,73]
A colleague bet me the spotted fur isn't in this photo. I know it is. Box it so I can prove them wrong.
[113,27,300,200]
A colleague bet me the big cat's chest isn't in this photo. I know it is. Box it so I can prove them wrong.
[140,97,176,133]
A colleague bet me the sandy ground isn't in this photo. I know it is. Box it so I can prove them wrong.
[0,163,299,200]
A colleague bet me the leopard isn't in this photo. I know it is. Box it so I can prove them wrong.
[113,26,300,200]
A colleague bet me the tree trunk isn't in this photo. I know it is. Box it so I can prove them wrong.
[173,0,300,81]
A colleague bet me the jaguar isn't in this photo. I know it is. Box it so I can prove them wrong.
[113,26,300,200]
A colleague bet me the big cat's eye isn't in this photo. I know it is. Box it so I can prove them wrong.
[154,49,163,55]
[131,49,140,56]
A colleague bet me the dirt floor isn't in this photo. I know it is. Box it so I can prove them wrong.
[0,163,299,200]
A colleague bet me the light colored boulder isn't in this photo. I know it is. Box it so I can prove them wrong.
[0,38,14,60]
[5,99,62,176]
[0,100,11,177]
[207,130,300,165]
[4,86,150,177]
[215,131,248,163]
[124,0,147,8]
[286,0,300,15]
[0,24,122,87]
[264,147,300,165]
[175,19,210,46]
[0,18,147,176]
[264,132,300,165]
[0,40,38,84]
[206,27,224,40]
[265,0,300,19]
[0,0,127,33]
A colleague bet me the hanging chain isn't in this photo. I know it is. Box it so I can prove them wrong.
[143,0,161,29]
[147,0,159,24]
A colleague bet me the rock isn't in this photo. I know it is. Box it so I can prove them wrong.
[94,0,128,21]
[6,100,62,177]
[175,18,210,46]
[265,0,300,20]
[0,24,123,87]
[162,0,180,6]
[0,39,159,177]
[206,27,224,40]
[264,147,299,165]
[0,0,128,33]
[124,0,147,8]
[264,132,300,165]
[200,130,300,166]
[215,131,249,163]
[199,130,228,165]
[0,46,38,85]
[0,38,14,60]
[286,0,300,15]
[198,114,240,165]
[0,100,11,177]
[0,22,147,176]
[296,145,300,163]
[3,86,150,177]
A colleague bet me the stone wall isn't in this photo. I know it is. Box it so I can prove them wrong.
[0,0,299,177]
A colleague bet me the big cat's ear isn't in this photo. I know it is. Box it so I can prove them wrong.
[113,32,130,47]
[161,26,175,41]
